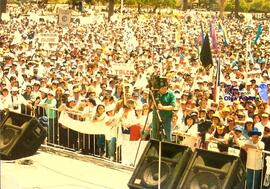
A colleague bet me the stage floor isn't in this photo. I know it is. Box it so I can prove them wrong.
[1,151,132,189]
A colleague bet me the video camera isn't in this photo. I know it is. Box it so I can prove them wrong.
[148,74,168,91]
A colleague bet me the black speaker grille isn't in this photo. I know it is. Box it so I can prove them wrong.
[0,112,47,160]
[0,127,20,150]
[189,172,219,189]
[142,160,171,188]
[128,139,192,189]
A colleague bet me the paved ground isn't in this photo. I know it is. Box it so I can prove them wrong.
[1,151,132,189]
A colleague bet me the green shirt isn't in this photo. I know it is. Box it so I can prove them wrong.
[39,98,57,119]
[159,90,176,118]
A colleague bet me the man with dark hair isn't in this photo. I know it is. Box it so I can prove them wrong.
[151,77,176,142]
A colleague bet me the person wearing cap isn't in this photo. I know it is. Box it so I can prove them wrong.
[72,87,83,104]
[31,81,41,100]
[236,127,265,189]
[6,87,29,113]
[206,108,215,120]
[220,107,230,122]
[211,113,222,129]
[213,125,226,140]
[104,104,118,161]
[151,77,176,142]
[39,90,57,144]
[225,125,245,148]
[246,103,256,118]
[255,112,270,137]
[236,111,246,126]
[22,84,34,115]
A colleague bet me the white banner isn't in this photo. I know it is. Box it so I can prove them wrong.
[58,111,110,135]
[37,33,59,44]
[111,63,135,76]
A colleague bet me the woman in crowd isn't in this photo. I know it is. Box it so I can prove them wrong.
[92,103,107,156]
[180,115,198,137]
[243,118,255,139]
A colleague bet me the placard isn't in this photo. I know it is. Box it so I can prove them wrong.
[111,63,135,76]
[37,33,59,44]
[58,9,71,27]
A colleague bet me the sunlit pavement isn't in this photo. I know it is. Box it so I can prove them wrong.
[1,151,132,189]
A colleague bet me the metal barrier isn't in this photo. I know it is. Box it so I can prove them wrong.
[12,104,123,163]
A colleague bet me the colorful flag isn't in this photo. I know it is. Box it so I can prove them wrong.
[254,24,263,45]
[213,59,221,103]
[200,34,213,70]
[218,23,229,46]
[258,83,268,102]
[210,21,218,50]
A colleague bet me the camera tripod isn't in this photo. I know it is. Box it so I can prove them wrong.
[133,87,166,189]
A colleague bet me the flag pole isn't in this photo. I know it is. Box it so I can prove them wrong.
[215,57,221,104]
[121,0,124,14]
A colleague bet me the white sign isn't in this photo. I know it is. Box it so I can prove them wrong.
[37,33,59,44]
[58,9,71,27]
[228,147,240,157]
[111,63,135,76]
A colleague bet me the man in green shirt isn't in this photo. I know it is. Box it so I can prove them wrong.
[151,78,176,142]
[39,90,57,144]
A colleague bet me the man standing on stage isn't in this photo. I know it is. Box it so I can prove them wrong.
[151,77,176,142]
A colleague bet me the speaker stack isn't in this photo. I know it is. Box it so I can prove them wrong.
[177,148,246,189]
[0,111,47,160]
[128,139,192,189]
[128,140,246,189]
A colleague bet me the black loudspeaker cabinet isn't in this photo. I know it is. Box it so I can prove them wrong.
[177,148,246,189]
[0,111,47,160]
[128,139,192,189]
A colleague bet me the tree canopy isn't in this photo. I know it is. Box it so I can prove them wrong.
[22,0,270,13]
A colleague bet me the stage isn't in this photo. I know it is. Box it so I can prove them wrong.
[1,150,132,189]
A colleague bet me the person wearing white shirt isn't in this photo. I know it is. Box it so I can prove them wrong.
[0,88,10,110]
[236,128,265,189]
[105,105,120,161]
[255,113,270,137]
[180,115,199,137]
[119,105,137,141]
[6,87,29,114]
[179,115,199,148]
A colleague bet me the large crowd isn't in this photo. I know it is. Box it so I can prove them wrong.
[1,3,270,189]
